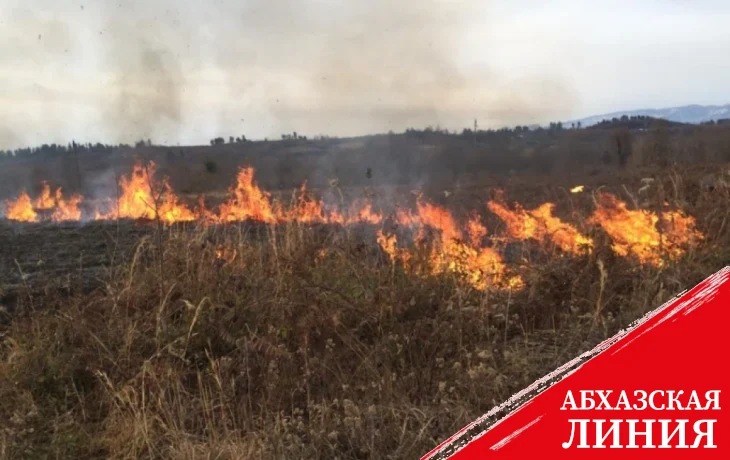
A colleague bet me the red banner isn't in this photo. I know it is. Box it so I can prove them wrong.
[424,266,730,459]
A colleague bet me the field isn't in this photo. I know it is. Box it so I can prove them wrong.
[1,131,730,458]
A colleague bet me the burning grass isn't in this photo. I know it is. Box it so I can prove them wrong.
[0,165,726,459]
[1,161,707,293]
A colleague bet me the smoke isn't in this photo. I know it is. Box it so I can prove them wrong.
[0,124,19,152]
[99,17,184,144]
[1,0,578,147]
[223,0,578,136]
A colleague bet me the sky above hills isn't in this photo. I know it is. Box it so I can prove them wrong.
[1,0,730,148]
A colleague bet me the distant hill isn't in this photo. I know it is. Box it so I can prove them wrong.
[570,104,730,127]
[588,115,686,131]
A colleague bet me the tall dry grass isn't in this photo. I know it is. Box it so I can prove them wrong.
[1,171,728,459]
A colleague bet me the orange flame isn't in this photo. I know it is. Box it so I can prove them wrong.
[34,182,56,210]
[570,185,585,194]
[389,199,522,290]
[2,164,706,282]
[466,214,487,247]
[157,182,196,224]
[488,201,593,255]
[215,245,238,265]
[377,230,411,269]
[289,182,328,223]
[95,161,194,224]
[51,188,83,222]
[218,167,282,223]
[4,184,82,223]
[5,191,38,222]
[588,192,703,266]
[194,195,217,223]
[348,201,383,225]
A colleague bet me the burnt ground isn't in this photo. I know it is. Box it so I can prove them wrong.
[0,219,379,310]
[0,220,153,308]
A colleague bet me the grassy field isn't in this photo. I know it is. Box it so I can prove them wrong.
[1,156,728,459]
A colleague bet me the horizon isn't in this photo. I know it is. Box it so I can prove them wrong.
[2,0,730,150]
[2,102,729,152]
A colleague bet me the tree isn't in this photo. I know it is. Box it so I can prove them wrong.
[612,127,632,168]
[204,160,218,173]
[644,122,671,167]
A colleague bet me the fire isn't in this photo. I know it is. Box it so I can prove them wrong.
[218,167,283,223]
[289,182,328,223]
[315,248,329,261]
[377,230,411,269]
[414,201,462,242]
[588,192,703,266]
[487,201,593,255]
[95,161,195,224]
[51,188,83,222]
[466,214,487,247]
[194,195,217,223]
[388,199,522,291]
[3,184,83,223]
[395,207,419,228]
[35,182,56,209]
[216,171,383,226]
[348,201,383,225]
[5,191,38,222]
[1,163,708,282]
[659,211,704,259]
[570,185,585,194]
[157,182,196,224]
[215,245,238,265]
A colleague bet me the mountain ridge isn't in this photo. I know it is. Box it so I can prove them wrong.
[568,103,730,127]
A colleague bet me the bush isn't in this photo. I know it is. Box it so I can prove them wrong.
[204,160,218,174]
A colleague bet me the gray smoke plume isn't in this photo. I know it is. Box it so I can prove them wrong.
[99,16,184,144]
[1,0,578,147]
[222,0,578,136]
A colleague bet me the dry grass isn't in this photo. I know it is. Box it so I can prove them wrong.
[1,169,729,459]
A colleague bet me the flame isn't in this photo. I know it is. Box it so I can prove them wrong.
[5,191,39,222]
[194,195,217,223]
[466,214,487,247]
[2,163,707,282]
[215,245,238,265]
[588,192,703,266]
[4,183,83,223]
[95,161,194,224]
[328,209,346,225]
[395,207,419,228]
[315,247,330,264]
[377,230,411,269]
[488,201,593,255]
[218,167,283,223]
[570,185,585,194]
[288,188,382,225]
[51,188,83,222]
[157,182,196,224]
[34,182,56,209]
[388,199,521,291]
[347,201,383,225]
[289,182,328,223]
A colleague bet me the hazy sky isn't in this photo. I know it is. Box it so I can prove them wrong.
[1,0,729,148]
